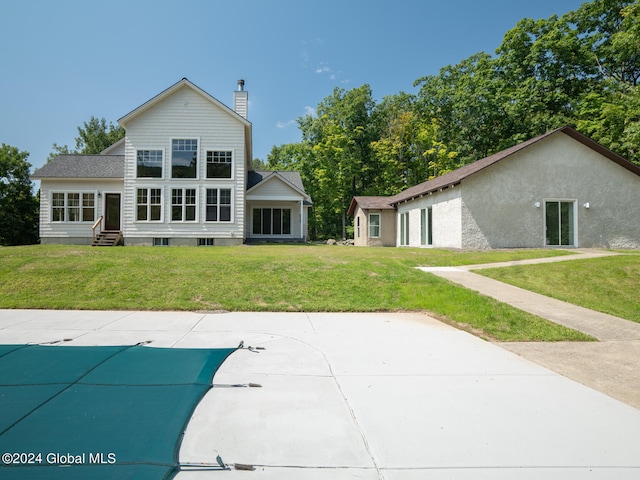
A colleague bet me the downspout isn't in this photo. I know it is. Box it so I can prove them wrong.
[300,199,304,241]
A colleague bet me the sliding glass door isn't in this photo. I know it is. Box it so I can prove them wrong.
[545,201,575,246]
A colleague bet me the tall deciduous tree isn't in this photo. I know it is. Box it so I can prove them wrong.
[297,85,377,239]
[47,116,124,162]
[266,0,640,239]
[0,144,39,245]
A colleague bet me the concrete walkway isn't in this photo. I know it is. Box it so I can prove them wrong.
[1,309,640,479]
[418,249,640,409]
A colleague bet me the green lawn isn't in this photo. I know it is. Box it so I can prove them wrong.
[478,251,640,324]
[0,244,590,342]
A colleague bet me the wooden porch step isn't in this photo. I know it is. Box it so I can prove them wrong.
[92,231,123,247]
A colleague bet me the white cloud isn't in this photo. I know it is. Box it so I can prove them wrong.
[304,106,316,117]
[276,119,296,129]
[315,63,332,74]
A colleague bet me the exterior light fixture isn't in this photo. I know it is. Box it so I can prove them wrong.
[534,202,540,208]
[583,202,590,209]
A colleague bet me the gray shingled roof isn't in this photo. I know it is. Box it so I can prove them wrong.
[347,196,394,216]
[247,170,307,193]
[32,155,124,179]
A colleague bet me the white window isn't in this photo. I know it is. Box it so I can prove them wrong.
[153,238,169,246]
[400,212,409,246]
[356,216,361,238]
[136,150,163,178]
[172,139,198,178]
[206,151,232,178]
[206,188,232,222]
[172,188,197,221]
[136,188,162,221]
[420,207,433,246]
[51,192,95,222]
[368,213,381,238]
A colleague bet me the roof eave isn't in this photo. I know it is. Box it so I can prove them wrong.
[246,171,309,200]
[118,78,251,128]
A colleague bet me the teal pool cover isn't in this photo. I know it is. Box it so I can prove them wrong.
[0,343,238,479]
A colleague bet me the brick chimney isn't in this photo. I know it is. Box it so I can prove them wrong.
[233,79,248,119]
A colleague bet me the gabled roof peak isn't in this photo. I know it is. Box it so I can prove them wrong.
[390,126,640,206]
[118,78,251,128]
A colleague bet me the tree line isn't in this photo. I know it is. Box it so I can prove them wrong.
[265,0,640,240]
[2,0,637,245]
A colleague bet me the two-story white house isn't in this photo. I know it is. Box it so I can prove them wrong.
[33,78,312,246]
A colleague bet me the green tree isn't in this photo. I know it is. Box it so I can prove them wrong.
[47,116,124,162]
[370,97,459,192]
[293,85,377,239]
[415,53,510,162]
[578,83,640,164]
[413,0,639,164]
[571,1,640,163]
[568,0,639,87]
[0,144,39,245]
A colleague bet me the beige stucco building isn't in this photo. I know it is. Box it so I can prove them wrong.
[350,127,640,249]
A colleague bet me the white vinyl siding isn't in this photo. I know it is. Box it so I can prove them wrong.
[122,85,246,241]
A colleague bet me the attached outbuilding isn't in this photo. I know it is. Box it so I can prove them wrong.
[348,196,396,247]
[351,127,640,249]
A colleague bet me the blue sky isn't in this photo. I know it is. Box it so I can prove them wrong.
[1,0,586,172]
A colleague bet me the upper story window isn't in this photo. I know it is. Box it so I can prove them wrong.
[137,150,163,178]
[206,151,232,178]
[172,139,198,178]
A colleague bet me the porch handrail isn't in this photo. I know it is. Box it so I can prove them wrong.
[92,216,104,240]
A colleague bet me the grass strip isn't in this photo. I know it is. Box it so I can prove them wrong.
[478,251,640,324]
[0,244,591,341]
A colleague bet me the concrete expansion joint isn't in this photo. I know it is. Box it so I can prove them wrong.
[229,463,380,471]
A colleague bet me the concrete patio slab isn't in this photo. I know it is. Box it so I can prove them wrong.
[417,249,640,410]
[1,309,639,479]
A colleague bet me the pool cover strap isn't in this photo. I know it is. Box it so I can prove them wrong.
[0,343,238,479]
